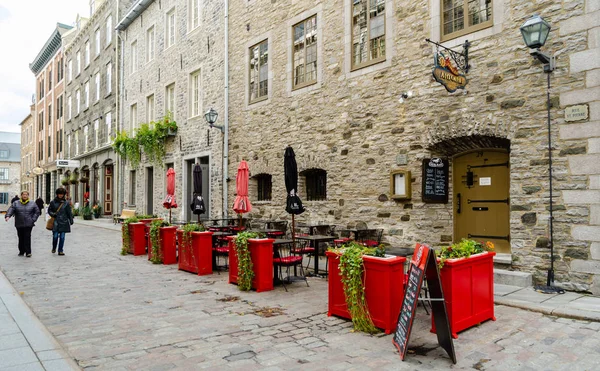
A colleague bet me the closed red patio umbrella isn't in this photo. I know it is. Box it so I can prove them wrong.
[233,160,252,228]
[163,168,178,223]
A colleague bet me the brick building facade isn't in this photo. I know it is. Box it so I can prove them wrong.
[19,105,35,195]
[227,0,600,293]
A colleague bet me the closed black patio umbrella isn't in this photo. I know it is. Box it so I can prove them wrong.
[190,163,206,223]
[284,146,305,248]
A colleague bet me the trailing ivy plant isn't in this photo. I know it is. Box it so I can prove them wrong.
[120,216,139,255]
[111,113,177,168]
[329,242,380,334]
[233,231,259,291]
[181,223,204,256]
[149,219,169,264]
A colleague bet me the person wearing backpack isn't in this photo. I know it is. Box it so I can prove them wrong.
[4,191,41,257]
[48,188,74,256]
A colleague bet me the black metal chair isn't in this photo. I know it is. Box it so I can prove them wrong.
[212,235,230,273]
[359,229,383,247]
[274,241,309,292]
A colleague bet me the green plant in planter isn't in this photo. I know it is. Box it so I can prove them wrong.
[112,130,141,168]
[437,239,495,268]
[149,219,169,264]
[61,178,69,186]
[92,204,102,218]
[233,231,259,291]
[329,241,380,334]
[72,207,80,216]
[120,216,139,255]
[81,205,93,220]
[181,223,204,253]
[69,173,79,184]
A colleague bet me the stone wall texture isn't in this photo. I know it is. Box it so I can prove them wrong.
[121,0,226,221]
[227,0,600,293]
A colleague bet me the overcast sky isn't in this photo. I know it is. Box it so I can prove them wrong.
[0,0,89,133]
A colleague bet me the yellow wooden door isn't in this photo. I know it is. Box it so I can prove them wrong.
[453,150,510,254]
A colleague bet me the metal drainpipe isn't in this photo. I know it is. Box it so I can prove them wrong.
[117,28,125,212]
[223,0,229,219]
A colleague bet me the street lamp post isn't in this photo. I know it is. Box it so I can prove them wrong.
[520,15,564,294]
[204,108,227,219]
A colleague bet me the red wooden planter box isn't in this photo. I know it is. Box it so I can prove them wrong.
[326,251,406,334]
[178,230,213,275]
[129,222,147,256]
[431,251,496,339]
[160,226,178,265]
[229,237,274,292]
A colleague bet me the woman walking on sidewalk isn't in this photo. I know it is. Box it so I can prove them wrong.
[4,191,41,257]
[48,188,74,256]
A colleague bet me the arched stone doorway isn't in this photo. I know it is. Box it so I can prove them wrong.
[428,135,511,254]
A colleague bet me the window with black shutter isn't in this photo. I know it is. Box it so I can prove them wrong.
[302,168,326,201]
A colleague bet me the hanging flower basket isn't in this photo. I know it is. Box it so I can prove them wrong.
[80,177,90,184]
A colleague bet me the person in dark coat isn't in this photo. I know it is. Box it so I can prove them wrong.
[5,191,41,257]
[35,197,45,213]
[10,194,19,204]
[48,188,74,256]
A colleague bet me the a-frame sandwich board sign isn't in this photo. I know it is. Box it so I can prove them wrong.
[392,243,456,364]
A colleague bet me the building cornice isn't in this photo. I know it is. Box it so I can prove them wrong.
[116,0,155,31]
[29,23,72,75]
[65,0,113,54]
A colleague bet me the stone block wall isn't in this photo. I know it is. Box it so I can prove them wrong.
[121,0,225,221]
[227,0,600,292]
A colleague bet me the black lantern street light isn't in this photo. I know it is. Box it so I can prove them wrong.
[204,108,224,133]
[520,15,563,294]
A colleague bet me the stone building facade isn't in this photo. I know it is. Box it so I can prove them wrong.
[29,23,72,203]
[227,0,600,293]
[0,139,21,213]
[64,1,118,215]
[19,105,35,194]
[117,0,226,221]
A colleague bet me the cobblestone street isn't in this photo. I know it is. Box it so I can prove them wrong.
[1,221,600,370]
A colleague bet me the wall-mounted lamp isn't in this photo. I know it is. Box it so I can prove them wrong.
[204,108,224,133]
[399,91,413,104]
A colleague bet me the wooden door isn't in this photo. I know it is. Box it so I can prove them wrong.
[453,150,510,254]
[104,165,113,215]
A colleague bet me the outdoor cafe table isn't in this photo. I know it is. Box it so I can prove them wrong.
[249,229,283,238]
[294,234,336,276]
[340,228,377,242]
[297,222,332,235]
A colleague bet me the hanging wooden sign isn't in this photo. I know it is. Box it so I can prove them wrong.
[433,51,467,93]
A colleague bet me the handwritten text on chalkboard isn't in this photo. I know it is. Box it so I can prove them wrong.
[422,158,449,203]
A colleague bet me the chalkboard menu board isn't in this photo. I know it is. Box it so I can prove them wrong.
[393,244,428,360]
[422,158,449,203]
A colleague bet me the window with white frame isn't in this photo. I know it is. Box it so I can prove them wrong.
[130,104,137,131]
[67,59,73,82]
[131,41,138,73]
[106,62,112,94]
[75,130,79,155]
[105,112,112,143]
[67,96,72,120]
[76,51,81,75]
[76,89,81,114]
[166,8,176,48]
[146,26,155,63]
[165,83,175,118]
[84,81,90,109]
[84,125,89,152]
[189,0,200,31]
[293,15,317,89]
[106,15,112,46]
[95,28,101,56]
[351,0,386,70]
[94,120,99,147]
[67,134,71,157]
[189,70,201,117]
[249,40,268,103]
[94,73,100,102]
[85,41,90,67]
[0,168,8,180]
[146,94,155,123]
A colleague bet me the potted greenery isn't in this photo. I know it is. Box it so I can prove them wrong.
[72,207,80,217]
[148,219,170,264]
[178,224,213,275]
[61,177,69,186]
[431,239,496,339]
[69,173,79,184]
[121,216,144,255]
[80,176,89,184]
[92,204,102,218]
[326,242,407,334]
[81,205,93,220]
[228,232,275,292]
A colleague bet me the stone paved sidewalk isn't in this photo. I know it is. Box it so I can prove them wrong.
[1,219,600,370]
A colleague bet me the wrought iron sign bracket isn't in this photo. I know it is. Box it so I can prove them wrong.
[426,38,470,74]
